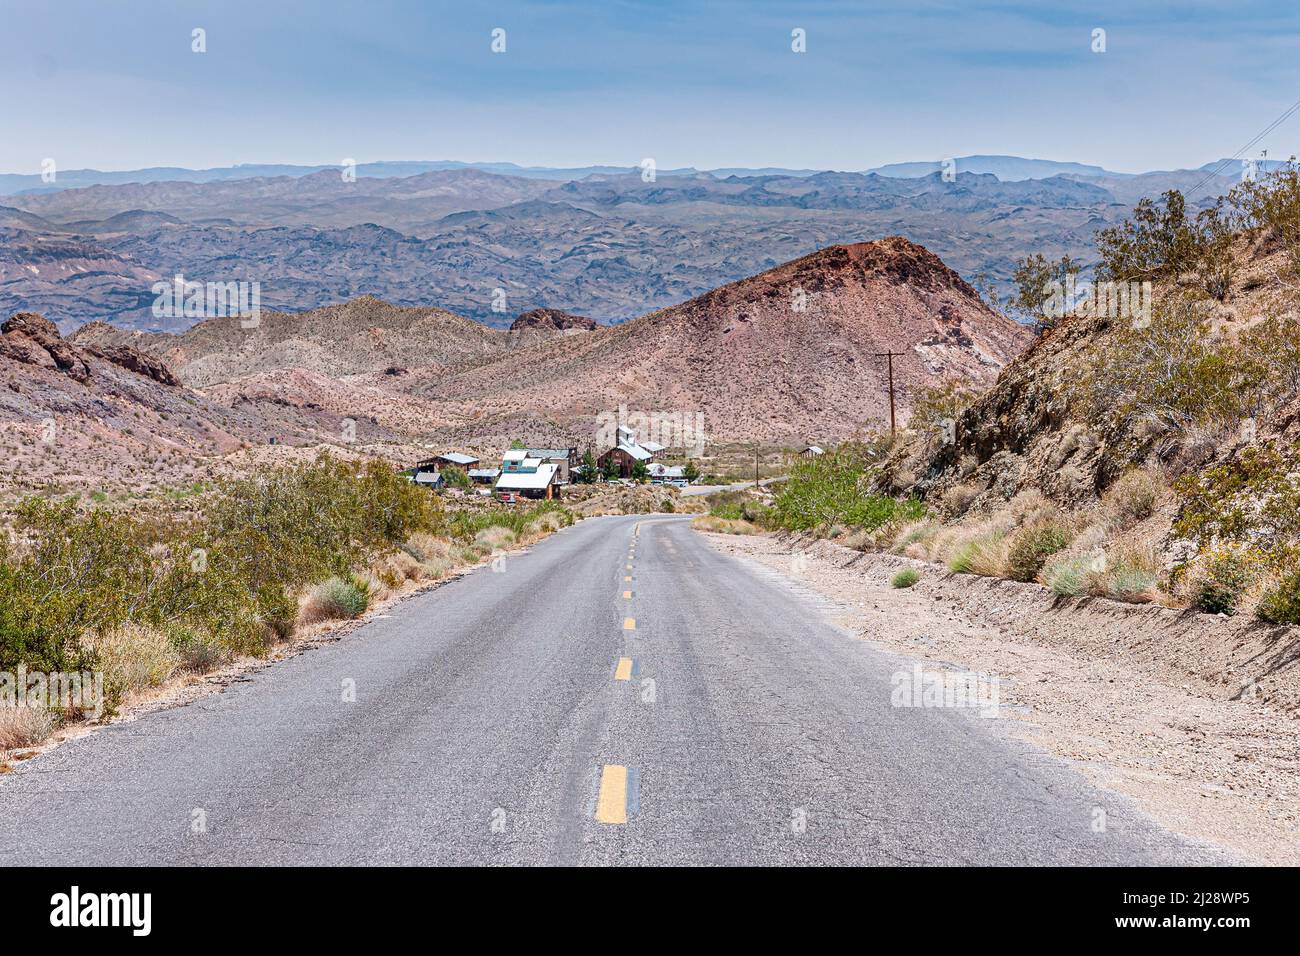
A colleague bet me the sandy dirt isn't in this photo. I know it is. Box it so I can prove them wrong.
[700,530,1300,866]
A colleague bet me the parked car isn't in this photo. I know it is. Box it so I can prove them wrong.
[497,492,518,504]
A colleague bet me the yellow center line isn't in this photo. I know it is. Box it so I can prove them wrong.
[614,657,633,681]
[623,590,632,599]
[623,617,636,630]
[624,575,632,582]
[595,764,628,824]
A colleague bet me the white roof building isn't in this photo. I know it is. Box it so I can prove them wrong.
[495,461,559,491]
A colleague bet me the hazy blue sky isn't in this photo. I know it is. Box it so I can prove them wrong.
[2,0,1297,174]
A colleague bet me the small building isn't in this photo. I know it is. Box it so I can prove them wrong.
[522,447,579,485]
[495,460,561,500]
[597,440,653,479]
[409,470,443,490]
[467,467,500,485]
[800,445,825,457]
[419,452,479,473]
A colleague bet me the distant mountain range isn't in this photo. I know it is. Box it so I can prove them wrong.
[0,152,1285,333]
[3,153,1286,197]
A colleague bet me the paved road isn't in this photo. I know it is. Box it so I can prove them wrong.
[679,477,785,497]
[0,514,1230,865]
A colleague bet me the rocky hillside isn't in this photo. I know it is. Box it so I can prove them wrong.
[414,237,1031,445]
[0,312,400,495]
[66,238,1030,450]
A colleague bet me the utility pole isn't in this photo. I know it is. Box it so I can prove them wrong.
[754,445,760,487]
[874,351,905,437]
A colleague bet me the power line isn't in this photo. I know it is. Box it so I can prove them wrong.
[1185,94,1300,199]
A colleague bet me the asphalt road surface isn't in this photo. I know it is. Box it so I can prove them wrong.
[0,514,1231,865]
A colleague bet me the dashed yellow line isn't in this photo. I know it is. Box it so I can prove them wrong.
[623,590,632,599]
[614,657,633,681]
[624,575,632,582]
[623,617,636,630]
[595,764,628,824]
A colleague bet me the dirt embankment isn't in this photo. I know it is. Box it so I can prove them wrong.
[701,530,1300,866]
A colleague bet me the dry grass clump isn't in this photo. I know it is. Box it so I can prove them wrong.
[473,526,517,555]
[947,529,1009,576]
[404,533,457,579]
[174,632,231,675]
[525,511,566,538]
[1040,540,1164,603]
[890,520,943,559]
[0,705,57,750]
[940,481,983,518]
[373,549,426,589]
[690,515,759,535]
[1091,542,1164,603]
[1004,517,1075,582]
[300,575,371,625]
[91,624,180,700]
[1102,469,1165,525]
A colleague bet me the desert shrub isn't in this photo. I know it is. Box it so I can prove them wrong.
[709,500,745,521]
[1191,552,1254,615]
[1257,569,1300,625]
[440,467,472,490]
[948,531,1006,576]
[1095,189,1234,285]
[771,441,924,533]
[92,624,180,702]
[1103,470,1162,524]
[305,575,371,622]
[1005,519,1074,582]
[0,705,57,750]
[172,630,231,674]
[891,568,920,589]
[1081,297,1244,432]
[0,499,155,674]
[1009,253,1082,329]
[940,482,982,517]
[909,380,981,442]
[690,515,758,535]
[1232,161,1300,275]
[1174,444,1300,559]
[1236,313,1300,413]
[1043,555,1094,596]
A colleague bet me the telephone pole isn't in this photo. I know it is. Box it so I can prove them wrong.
[874,351,905,436]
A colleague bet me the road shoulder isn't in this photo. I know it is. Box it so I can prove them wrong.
[697,530,1300,866]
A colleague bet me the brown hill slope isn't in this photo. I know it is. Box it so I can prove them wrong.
[416,237,1031,443]
[69,237,1031,447]
[72,296,510,388]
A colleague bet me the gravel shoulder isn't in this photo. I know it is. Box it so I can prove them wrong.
[699,530,1300,866]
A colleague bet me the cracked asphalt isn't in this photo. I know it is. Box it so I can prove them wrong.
[0,514,1232,864]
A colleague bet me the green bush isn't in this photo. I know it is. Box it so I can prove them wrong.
[891,568,920,589]
[1005,520,1073,582]
[0,454,445,675]
[1258,569,1300,625]
[312,575,371,620]
[1194,553,1252,615]
[1043,555,1093,596]
[772,442,925,533]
